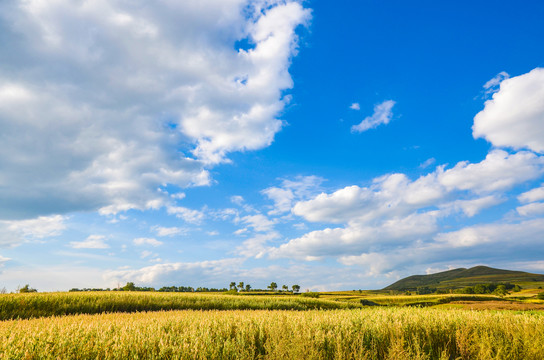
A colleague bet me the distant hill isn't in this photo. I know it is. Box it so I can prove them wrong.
[384,266,544,291]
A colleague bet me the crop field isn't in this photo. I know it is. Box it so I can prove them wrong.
[1,291,544,359]
[0,291,360,321]
[2,307,544,359]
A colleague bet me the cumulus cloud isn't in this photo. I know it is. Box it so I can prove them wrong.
[440,195,504,217]
[351,100,395,133]
[269,211,440,261]
[241,214,276,232]
[516,202,544,217]
[0,215,66,247]
[438,150,544,193]
[473,68,544,153]
[133,237,163,247]
[349,103,360,110]
[518,185,544,203]
[0,0,311,220]
[435,218,544,248]
[262,175,324,215]
[237,232,281,258]
[104,258,244,286]
[152,226,186,237]
[166,206,205,224]
[70,235,109,249]
[271,150,544,264]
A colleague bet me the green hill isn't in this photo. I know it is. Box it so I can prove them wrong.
[384,266,544,291]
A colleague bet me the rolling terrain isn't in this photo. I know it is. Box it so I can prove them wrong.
[384,266,544,291]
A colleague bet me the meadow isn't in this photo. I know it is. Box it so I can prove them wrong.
[0,291,360,320]
[1,291,544,359]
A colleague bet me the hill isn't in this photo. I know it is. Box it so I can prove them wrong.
[384,266,544,291]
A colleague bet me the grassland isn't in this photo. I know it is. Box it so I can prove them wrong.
[1,308,544,359]
[0,291,360,320]
[384,265,544,291]
[2,291,544,359]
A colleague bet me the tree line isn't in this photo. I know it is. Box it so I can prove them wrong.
[227,281,301,293]
[68,281,302,293]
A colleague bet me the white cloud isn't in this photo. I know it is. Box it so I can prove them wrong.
[516,202,544,217]
[241,214,276,232]
[140,250,153,259]
[133,237,163,247]
[103,258,243,285]
[351,100,395,133]
[438,150,544,193]
[0,0,310,220]
[230,196,245,205]
[0,215,66,247]
[152,226,186,237]
[166,206,205,224]
[518,185,544,203]
[419,157,436,169]
[170,193,186,200]
[349,103,360,110]
[262,175,323,215]
[435,218,544,248]
[269,211,439,261]
[237,232,280,258]
[473,68,544,153]
[271,149,544,265]
[70,235,109,249]
[234,228,249,235]
[483,71,509,95]
[292,172,444,225]
[0,255,11,267]
[441,195,504,217]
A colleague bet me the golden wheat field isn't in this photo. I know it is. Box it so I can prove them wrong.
[1,300,544,359]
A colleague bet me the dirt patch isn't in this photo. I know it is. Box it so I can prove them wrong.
[449,301,544,311]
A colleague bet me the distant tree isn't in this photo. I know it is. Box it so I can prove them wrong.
[268,282,278,291]
[245,284,251,292]
[121,282,136,291]
[493,285,508,296]
[512,285,522,292]
[229,282,237,291]
[238,282,244,292]
[19,284,37,293]
[282,285,288,292]
[537,292,544,300]
[292,285,300,293]
[0,287,7,294]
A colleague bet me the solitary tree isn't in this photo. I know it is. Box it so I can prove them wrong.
[282,285,288,292]
[238,282,244,292]
[19,284,37,293]
[245,284,251,292]
[268,282,278,291]
[229,282,236,291]
[292,284,301,293]
[122,282,136,291]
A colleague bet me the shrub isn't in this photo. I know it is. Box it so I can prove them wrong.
[301,292,319,298]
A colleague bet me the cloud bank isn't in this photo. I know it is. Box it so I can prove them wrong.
[0,0,311,221]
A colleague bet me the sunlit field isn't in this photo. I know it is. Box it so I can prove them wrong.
[1,291,544,359]
[0,291,360,320]
[1,307,544,359]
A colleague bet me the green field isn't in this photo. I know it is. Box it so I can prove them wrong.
[1,291,544,359]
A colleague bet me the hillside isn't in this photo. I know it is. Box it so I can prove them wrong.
[384,266,544,291]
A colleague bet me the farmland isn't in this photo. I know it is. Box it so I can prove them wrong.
[1,291,544,359]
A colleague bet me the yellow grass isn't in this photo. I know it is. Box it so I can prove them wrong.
[1,308,543,359]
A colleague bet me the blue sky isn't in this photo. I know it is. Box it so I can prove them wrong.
[1,0,544,291]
